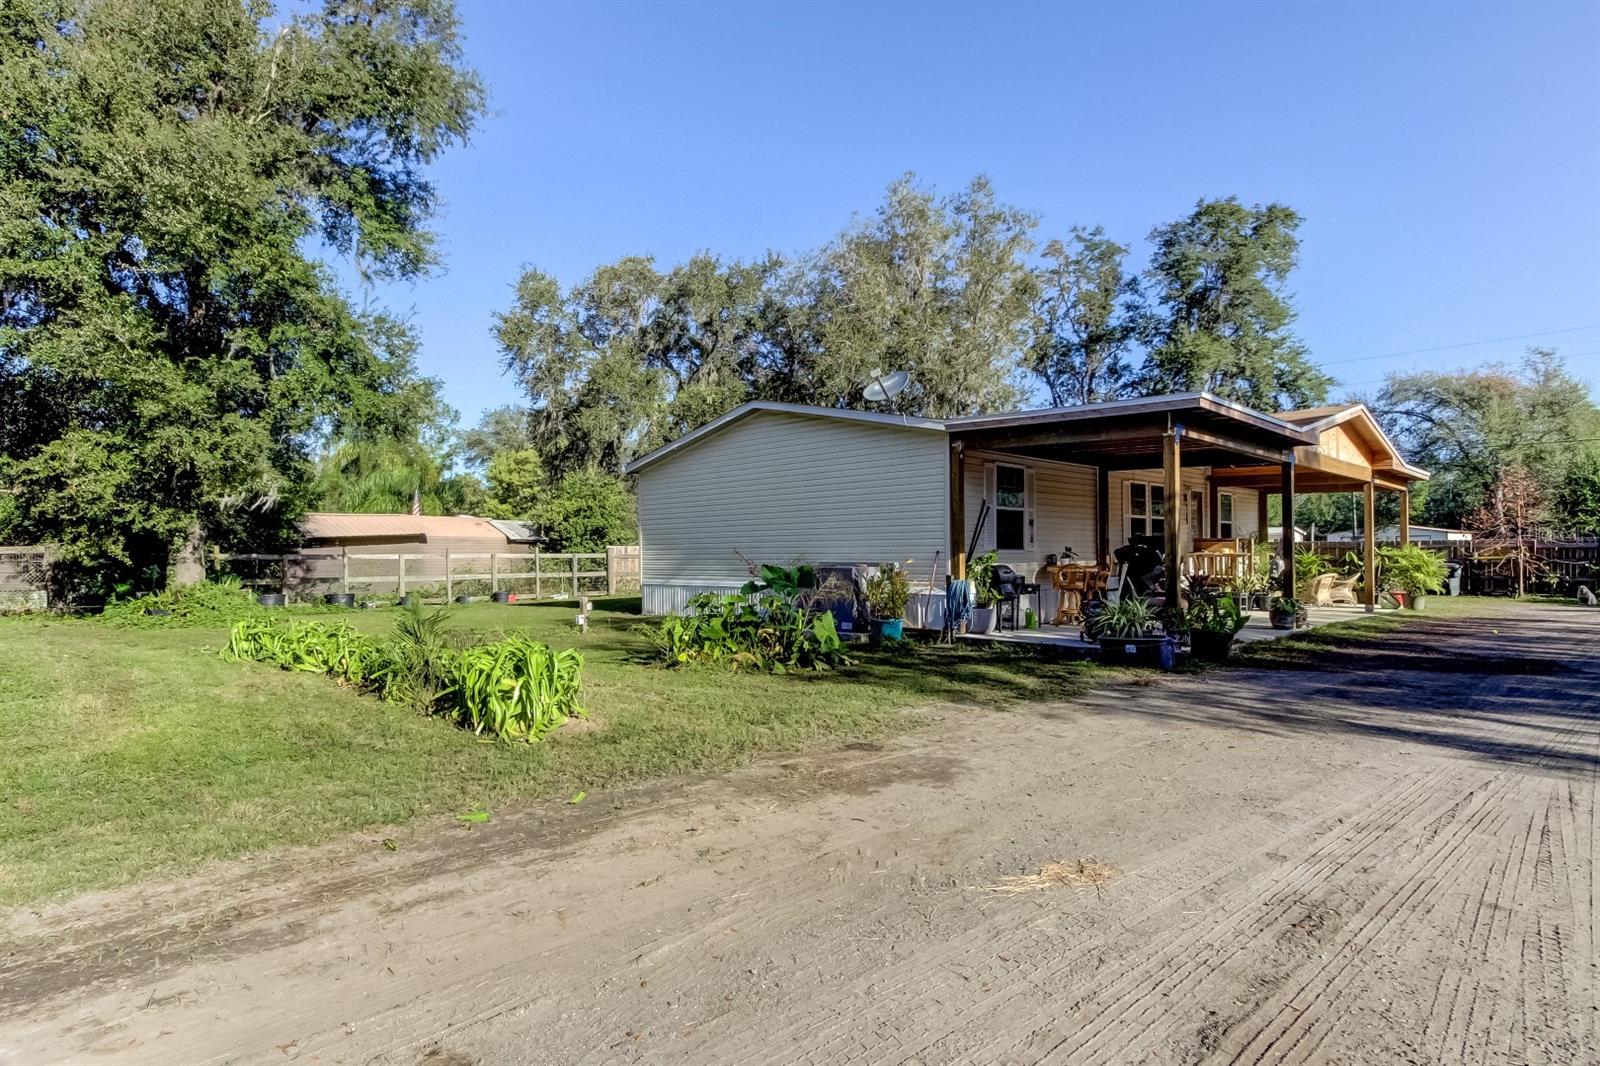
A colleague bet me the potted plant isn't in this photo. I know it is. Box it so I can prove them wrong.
[1269,596,1307,630]
[865,563,911,642]
[1096,594,1177,670]
[1187,595,1249,663]
[967,550,999,634]
[1376,543,1448,609]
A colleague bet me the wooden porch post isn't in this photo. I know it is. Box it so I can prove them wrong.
[1398,488,1411,546]
[1257,490,1271,548]
[1280,462,1296,599]
[949,439,967,581]
[1163,424,1183,608]
[1207,482,1220,539]
[1096,465,1110,567]
[1363,480,1377,612]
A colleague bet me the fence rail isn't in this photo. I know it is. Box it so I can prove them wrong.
[217,546,642,602]
[1295,537,1599,596]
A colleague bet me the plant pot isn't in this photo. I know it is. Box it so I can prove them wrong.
[1189,629,1235,663]
[396,594,415,607]
[971,606,998,634]
[323,593,355,608]
[454,595,473,604]
[1098,635,1178,671]
[1269,608,1307,630]
[258,593,286,608]
[1408,594,1427,611]
[491,591,511,603]
[870,617,904,643]
[144,608,173,617]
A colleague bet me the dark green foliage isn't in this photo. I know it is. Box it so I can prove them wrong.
[1136,198,1331,409]
[537,469,636,552]
[967,550,999,607]
[0,0,485,591]
[1376,349,1600,530]
[1031,228,1138,405]
[1376,544,1449,598]
[642,591,850,672]
[101,577,262,628]
[1186,595,1248,637]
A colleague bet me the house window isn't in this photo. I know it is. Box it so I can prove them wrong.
[1218,493,1235,538]
[1128,481,1165,540]
[1187,489,1204,540]
[994,463,1027,551]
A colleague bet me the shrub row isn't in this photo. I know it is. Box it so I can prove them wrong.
[223,608,584,742]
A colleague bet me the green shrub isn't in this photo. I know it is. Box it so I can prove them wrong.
[445,635,584,741]
[642,590,850,672]
[866,564,911,620]
[222,609,586,743]
[223,618,384,686]
[103,578,262,628]
[1098,595,1159,639]
[1377,543,1448,598]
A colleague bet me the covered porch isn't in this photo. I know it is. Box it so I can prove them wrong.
[944,394,1322,613]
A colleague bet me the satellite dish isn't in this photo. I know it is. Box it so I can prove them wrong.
[862,370,910,403]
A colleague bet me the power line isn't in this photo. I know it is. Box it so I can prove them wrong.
[1320,324,1600,367]
[1332,349,1600,391]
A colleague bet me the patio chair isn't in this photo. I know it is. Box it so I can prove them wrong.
[1306,572,1336,606]
[1052,566,1090,626]
[1327,574,1360,605]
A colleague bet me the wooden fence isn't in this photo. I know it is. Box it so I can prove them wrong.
[0,546,51,612]
[218,545,642,602]
[1295,538,1599,596]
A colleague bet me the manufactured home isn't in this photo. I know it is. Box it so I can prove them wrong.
[624,393,1429,625]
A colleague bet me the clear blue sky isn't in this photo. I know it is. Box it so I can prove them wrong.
[352,0,1600,423]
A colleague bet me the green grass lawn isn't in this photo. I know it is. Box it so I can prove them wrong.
[0,597,1102,907]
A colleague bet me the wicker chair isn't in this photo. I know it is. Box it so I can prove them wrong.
[1327,574,1360,605]
[1306,572,1336,606]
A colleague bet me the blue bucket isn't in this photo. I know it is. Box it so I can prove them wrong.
[871,617,904,642]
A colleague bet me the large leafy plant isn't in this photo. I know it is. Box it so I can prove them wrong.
[1098,595,1159,639]
[446,636,584,741]
[967,550,1000,606]
[1187,594,1248,636]
[643,588,850,673]
[1376,544,1448,598]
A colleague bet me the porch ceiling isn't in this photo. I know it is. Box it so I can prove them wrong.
[951,399,1314,470]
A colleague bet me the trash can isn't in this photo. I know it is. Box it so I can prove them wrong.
[1443,561,1463,596]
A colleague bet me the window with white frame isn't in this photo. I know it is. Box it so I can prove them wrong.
[994,463,1027,551]
[1127,480,1165,539]
[1218,492,1235,538]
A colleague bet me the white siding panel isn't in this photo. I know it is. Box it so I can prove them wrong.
[636,411,948,609]
[962,451,1096,576]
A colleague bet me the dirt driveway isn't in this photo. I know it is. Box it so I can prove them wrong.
[2,604,1596,1065]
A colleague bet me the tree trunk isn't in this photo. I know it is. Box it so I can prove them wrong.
[167,519,207,590]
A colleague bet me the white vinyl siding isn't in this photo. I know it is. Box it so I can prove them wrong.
[635,411,948,614]
[964,451,1095,573]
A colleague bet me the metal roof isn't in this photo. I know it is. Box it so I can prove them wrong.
[623,401,947,474]
[298,513,511,541]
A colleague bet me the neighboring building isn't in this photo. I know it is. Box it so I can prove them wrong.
[1268,525,1308,544]
[1326,524,1471,544]
[625,395,1430,618]
[298,513,540,554]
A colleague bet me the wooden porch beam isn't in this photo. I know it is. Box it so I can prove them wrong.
[1164,424,1183,609]
[1096,466,1110,567]
[1280,461,1296,599]
[1179,426,1294,465]
[949,440,966,581]
[956,417,1172,452]
[1363,479,1377,612]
